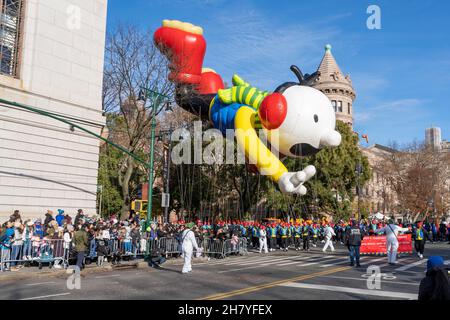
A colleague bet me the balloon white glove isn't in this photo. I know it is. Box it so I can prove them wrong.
[278,165,316,195]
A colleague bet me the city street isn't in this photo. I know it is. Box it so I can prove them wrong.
[0,243,448,300]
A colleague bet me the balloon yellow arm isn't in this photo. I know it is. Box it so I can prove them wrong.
[234,106,287,182]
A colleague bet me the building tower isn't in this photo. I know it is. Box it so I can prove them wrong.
[425,127,442,150]
[312,44,356,127]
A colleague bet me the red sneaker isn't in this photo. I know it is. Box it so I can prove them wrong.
[197,68,224,95]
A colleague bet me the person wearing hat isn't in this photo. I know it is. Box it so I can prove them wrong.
[9,210,21,224]
[34,219,44,239]
[72,224,89,270]
[418,256,450,300]
[56,209,65,227]
[74,209,84,227]
[180,223,200,274]
[375,219,410,265]
[294,223,302,251]
[413,221,426,259]
[22,220,34,261]
[10,221,24,269]
[44,210,54,231]
[0,222,15,271]
[302,222,312,251]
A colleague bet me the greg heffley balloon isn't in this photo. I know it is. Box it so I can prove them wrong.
[154,19,341,195]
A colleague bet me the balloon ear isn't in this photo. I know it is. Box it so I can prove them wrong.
[258,93,287,130]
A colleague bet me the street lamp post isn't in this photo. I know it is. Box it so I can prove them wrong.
[137,88,170,228]
[356,161,362,220]
[158,126,173,223]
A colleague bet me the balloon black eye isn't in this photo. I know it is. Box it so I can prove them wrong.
[314,114,319,123]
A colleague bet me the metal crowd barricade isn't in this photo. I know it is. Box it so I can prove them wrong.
[0,238,68,271]
[202,237,225,259]
[238,237,248,255]
[159,237,182,257]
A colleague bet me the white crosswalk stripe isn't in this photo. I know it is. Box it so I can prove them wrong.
[395,259,426,271]
[278,282,417,300]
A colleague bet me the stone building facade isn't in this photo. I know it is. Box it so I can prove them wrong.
[0,0,108,222]
[312,44,355,128]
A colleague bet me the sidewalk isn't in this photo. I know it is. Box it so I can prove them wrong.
[0,256,210,282]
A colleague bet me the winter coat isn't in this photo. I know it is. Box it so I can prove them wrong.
[44,213,54,228]
[73,230,89,252]
[345,225,364,246]
[55,214,65,226]
[418,267,450,300]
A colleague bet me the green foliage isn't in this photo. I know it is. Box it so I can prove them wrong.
[97,145,124,217]
[265,121,372,220]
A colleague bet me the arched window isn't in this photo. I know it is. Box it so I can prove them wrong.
[337,101,343,112]
[331,100,337,112]
[0,0,24,77]
[348,103,351,114]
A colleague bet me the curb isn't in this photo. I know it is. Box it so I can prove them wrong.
[0,262,143,282]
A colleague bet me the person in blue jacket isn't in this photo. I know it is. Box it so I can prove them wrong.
[56,209,65,227]
[0,224,15,271]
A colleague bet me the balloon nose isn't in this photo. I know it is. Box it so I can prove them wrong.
[320,130,341,147]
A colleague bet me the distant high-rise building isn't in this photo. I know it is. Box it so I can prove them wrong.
[425,127,442,150]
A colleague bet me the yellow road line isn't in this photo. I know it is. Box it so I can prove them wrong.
[198,266,350,300]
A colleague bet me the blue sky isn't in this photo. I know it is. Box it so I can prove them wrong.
[107,0,450,147]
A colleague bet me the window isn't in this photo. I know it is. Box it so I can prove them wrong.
[338,101,343,112]
[331,100,337,112]
[0,0,24,77]
[348,103,351,114]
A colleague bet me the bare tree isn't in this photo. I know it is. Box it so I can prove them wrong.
[102,24,175,218]
[378,141,450,221]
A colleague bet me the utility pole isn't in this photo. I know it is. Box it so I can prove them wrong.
[158,126,173,223]
[98,185,103,217]
[356,160,362,220]
[137,88,171,229]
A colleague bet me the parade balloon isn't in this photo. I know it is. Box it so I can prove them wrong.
[154,19,341,195]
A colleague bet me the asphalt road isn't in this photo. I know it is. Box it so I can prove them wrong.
[0,242,448,300]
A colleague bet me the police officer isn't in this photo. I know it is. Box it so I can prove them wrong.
[344,219,363,267]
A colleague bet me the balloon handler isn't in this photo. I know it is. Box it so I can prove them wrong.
[154,20,342,195]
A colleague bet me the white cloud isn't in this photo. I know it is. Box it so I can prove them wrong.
[200,8,343,90]
[372,98,424,111]
[354,98,426,124]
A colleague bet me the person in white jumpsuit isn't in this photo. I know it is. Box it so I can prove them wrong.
[181,225,199,274]
[322,224,336,253]
[375,220,410,265]
[259,226,268,254]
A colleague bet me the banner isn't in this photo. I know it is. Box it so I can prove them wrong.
[360,234,412,255]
